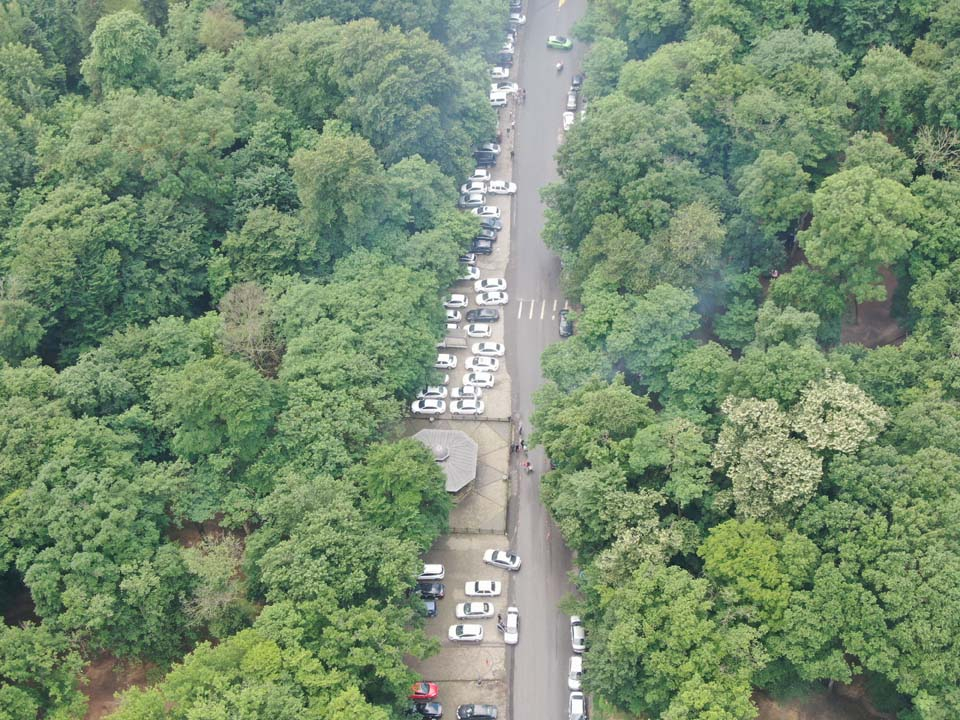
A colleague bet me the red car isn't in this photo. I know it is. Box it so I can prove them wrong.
[409,682,439,701]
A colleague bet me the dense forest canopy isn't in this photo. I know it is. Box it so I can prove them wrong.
[0,0,504,716]
[535,0,960,718]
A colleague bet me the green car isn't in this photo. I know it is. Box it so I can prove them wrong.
[547,35,573,50]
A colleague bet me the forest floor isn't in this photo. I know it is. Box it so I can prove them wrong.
[840,268,905,348]
[82,655,153,720]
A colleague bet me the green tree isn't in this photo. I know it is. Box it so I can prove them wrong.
[850,45,928,142]
[0,298,44,365]
[841,131,916,184]
[81,10,161,94]
[540,335,614,393]
[581,37,629,99]
[629,417,713,510]
[663,342,737,415]
[753,301,820,349]
[0,622,87,719]
[736,150,811,239]
[791,373,888,453]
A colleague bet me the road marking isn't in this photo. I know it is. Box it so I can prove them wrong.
[540,299,546,319]
[516,300,523,319]
[552,298,557,319]
[528,300,534,320]
[564,299,570,310]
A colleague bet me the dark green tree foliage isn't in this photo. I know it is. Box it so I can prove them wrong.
[81,10,161,94]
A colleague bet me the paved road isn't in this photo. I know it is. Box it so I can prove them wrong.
[506,1,587,719]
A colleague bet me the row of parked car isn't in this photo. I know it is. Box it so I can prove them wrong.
[408,682,497,720]
[567,617,588,720]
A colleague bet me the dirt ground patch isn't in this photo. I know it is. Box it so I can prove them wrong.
[840,268,906,348]
[754,689,895,720]
[82,655,154,720]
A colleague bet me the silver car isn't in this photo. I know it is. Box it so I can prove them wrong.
[571,616,586,653]
[569,692,586,720]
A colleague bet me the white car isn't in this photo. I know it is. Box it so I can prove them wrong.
[460,266,481,281]
[446,309,461,323]
[466,356,499,372]
[435,354,458,370]
[474,278,507,293]
[444,294,468,309]
[563,111,575,131]
[476,291,509,306]
[569,692,586,720]
[456,601,495,619]
[412,398,446,415]
[487,181,517,195]
[491,82,519,95]
[571,616,586,653]
[463,372,495,388]
[451,385,482,401]
[491,66,510,80]
[504,606,519,645]
[467,168,491,183]
[446,322,459,331]
[568,656,583,690]
[418,564,445,581]
[451,398,485,415]
[417,386,448,400]
[472,342,505,357]
[509,12,526,24]
[471,206,501,219]
[489,91,509,108]
[466,324,492,338]
[483,549,521,570]
[465,580,502,597]
[449,624,484,642]
[460,181,487,195]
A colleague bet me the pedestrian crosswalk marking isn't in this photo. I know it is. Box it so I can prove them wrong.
[513,299,570,321]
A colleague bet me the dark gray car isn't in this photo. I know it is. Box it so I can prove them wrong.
[457,705,497,720]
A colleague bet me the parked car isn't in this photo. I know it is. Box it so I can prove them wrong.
[509,12,526,25]
[417,564,445,581]
[491,82,519,95]
[490,66,509,80]
[465,580,501,597]
[424,599,438,617]
[444,294,468,308]
[451,398,485,415]
[571,616,586,653]
[459,253,477,265]
[463,372,495,388]
[466,356,499,372]
[471,239,494,255]
[559,309,574,336]
[467,324,492,338]
[451,385,483,400]
[412,398,446,415]
[569,693,586,720]
[479,217,502,231]
[489,91,508,108]
[435,354,457,370]
[417,582,445,599]
[460,181,487,195]
[467,168,491,183]
[471,206,501,219]
[417,386,448,400]
[456,601,494,619]
[475,227,498,241]
[448,624,484,642]
[466,308,500,322]
[566,92,578,111]
[474,151,497,167]
[496,53,514,68]
[503,606,519,645]
[487,181,517,195]
[572,73,584,90]
[477,143,501,155]
[475,278,507,293]
[460,266,481,281]
[563,111,575,131]
[410,682,440,701]
[457,705,498,720]
[415,703,443,719]
[568,656,583,690]
[476,291,509,306]
[547,35,573,49]
[483,549,521,570]
[458,193,485,208]
[472,342,505,357]
[446,309,461,323]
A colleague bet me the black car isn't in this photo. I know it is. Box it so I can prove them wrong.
[571,73,584,91]
[559,309,573,337]
[475,228,498,241]
[474,152,497,168]
[465,308,500,323]
[480,217,502,232]
[424,599,438,617]
[497,53,513,67]
[457,705,498,720]
[417,582,445,599]
[471,238,494,254]
[414,703,443,719]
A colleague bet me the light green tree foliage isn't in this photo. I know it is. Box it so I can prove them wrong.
[714,270,763,351]
[0,42,64,112]
[767,265,847,344]
[690,0,809,44]
[714,397,823,518]
[799,165,921,304]
[197,3,245,53]
[563,213,648,300]
[663,341,737,415]
[630,417,713,509]
[580,37,629,99]
[906,176,960,283]
[531,377,654,470]
[587,563,763,719]
[0,298,44,365]
[348,440,451,551]
[181,535,256,639]
[887,391,960,455]
[753,301,820,349]
[646,201,726,287]
[384,154,457,233]
[792,373,888,453]
[841,131,917,183]
[442,0,509,55]
[540,335,614,393]
[736,150,811,238]
[731,341,828,406]
[849,46,928,142]
[81,11,161,93]
[219,207,311,285]
[580,0,688,55]
[291,124,395,268]
[0,622,87,720]
[606,284,700,393]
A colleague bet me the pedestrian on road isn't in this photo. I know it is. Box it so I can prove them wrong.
[497,613,502,624]
[518,423,523,436]
[520,439,527,452]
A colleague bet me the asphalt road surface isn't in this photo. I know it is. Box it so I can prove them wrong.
[506,0,587,718]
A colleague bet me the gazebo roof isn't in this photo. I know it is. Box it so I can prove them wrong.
[413,428,478,492]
